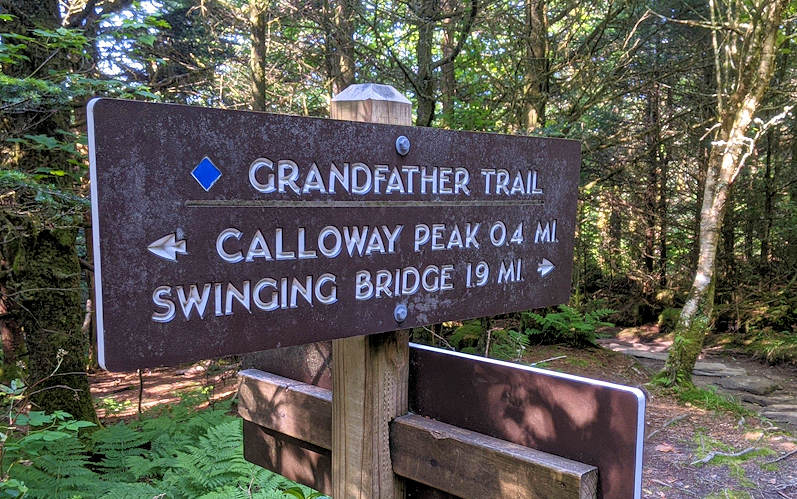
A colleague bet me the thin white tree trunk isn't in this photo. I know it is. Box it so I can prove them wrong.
[663,0,786,385]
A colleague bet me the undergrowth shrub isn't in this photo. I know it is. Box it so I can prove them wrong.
[715,282,797,364]
[742,329,797,365]
[1,392,325,498]
[486,329,529,362]
[657,307,681,334]
[523,305,614,347]
[448,320,483,351]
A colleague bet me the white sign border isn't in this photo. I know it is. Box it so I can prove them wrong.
[88,98,107,370]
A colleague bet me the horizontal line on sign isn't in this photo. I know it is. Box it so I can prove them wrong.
[185,199,545,208]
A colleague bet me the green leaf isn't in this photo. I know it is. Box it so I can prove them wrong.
[30,28,53,37]
[0,478,29,497]
[145,15,171,29]
[20,430,71,443]
[59,420,97,431]
[0,32,33,42]
[23,133,60,149]
[139,34,156,46]
[281,487,309,499]
[15,411,53,427]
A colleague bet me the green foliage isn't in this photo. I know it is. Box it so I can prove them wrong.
[0,16,156,227]
[486,329,529,362]
[705,490,751,499]
[1,391,324,498]
[692,428,775,490]
[97,397,133,416]
[717,284,797,364]
[523,305,615,347]
[649,383,752,417]
[743,329,797,364]
[448,320,483,350]
[282,486,328,499]
[657,308,681,334]
[0,376,99,499]
[8,427,101,498]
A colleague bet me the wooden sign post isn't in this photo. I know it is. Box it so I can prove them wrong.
[329,84,412,499]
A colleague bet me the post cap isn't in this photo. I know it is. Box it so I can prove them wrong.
[331,83,411,104]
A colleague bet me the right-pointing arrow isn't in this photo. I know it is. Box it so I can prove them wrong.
[537,258,555,277]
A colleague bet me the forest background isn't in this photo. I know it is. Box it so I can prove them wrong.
[0,0,795,496]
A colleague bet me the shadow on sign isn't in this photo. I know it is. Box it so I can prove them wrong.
[242,342,645,499]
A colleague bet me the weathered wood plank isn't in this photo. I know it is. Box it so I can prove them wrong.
[238,369,332,450]
[390,414,599,499]
[242,342,332,389]
[243,420,332,495]
[243,419,453,499]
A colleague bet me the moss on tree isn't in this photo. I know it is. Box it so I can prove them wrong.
[7,220,97,423]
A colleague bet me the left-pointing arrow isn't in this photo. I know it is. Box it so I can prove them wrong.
[147,233,187,262]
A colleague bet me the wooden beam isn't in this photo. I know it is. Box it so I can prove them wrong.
[331,331,409,498]
[390,414,599,499]
[238,369,332,450]
[329,83,412,499]
[243,420,332,496]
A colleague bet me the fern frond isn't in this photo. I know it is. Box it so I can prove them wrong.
[9,432,101,499]
[98,481,162,498]
[91,422,149,482]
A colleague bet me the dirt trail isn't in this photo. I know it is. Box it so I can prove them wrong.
[597,330,797,430]
[89,361,239,420]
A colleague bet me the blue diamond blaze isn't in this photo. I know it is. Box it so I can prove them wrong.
[191,157,222,191]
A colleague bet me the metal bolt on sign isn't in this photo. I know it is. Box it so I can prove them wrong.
[394,303,408,323]
[395,135,410,156]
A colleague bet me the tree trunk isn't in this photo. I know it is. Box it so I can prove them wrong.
[0,0,97,422]
[761,22,794,274]
[657,88,671,289]
[249,0,268,111]
[759,129,774,273]
[643,78,661,287]
[788,127,797,270]
[663,0,786,386]
[11,223,97,423]
[662,143,728,384]
[439,0,456,127]
[0,287,25,383]
[415,0,437,126]
[523,0,548,132]
[325,0,356,95]
[720,185,736,282]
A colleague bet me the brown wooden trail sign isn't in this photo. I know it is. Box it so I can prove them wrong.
[241,342,645,499]
[88,97,579,371]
